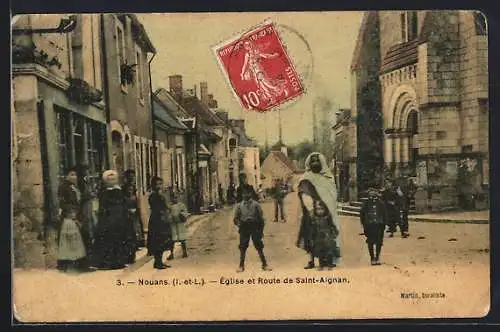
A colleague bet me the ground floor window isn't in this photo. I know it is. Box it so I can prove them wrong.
[55,107,107,192]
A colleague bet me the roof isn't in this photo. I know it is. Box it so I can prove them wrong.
[265,150,296,172]
[154,88,190,118]
[232,125,256,147]
[122,14,156,53]
[153,98,188,132]
[182,96,226,126]
[351,12,372,71]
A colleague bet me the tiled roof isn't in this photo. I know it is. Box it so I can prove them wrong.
[153,99,188,131]
[154,88,190,118]
[182,96,225,126]
[268,150,296,172]
[232,125,256,147]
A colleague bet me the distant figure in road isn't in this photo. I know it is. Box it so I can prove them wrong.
[271,178,287,223]
[233,189,272,272]
[382,180,400,238]
[147,176,173,270]
[227,183,236,205]
[395,178,410,238]
[297,152,341,269]
[167,191,189,260]
[92,170,128,270]
[236,173,259,203]
[360,188,387,265]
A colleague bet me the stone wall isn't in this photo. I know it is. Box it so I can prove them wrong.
[12,75,47,268]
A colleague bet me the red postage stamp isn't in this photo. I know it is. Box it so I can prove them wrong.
[213,21,305,112]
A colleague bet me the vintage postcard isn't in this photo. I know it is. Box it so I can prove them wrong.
[11,11,490,322]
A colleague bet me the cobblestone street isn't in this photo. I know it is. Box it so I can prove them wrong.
[13,194,490,322]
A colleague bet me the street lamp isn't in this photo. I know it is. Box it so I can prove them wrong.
[12,15,78,35]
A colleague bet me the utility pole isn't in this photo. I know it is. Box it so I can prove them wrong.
[312,101,318,146]
[264,112,269,150]
[278,108,283,144]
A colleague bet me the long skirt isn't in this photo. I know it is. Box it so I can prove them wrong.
[171,222,188,242]
[58,219,87,261]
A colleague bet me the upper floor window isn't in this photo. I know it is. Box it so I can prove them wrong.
[475,12,487,35]
[401,11,418,43]
[115,18,127,92]
[135,45,144,102]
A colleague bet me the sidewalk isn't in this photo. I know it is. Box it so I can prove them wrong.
[338,202,489,224]
[408,210,489,224]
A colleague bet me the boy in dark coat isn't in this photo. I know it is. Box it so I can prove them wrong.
[360,188,387,266]
[233,189,272,272]
[147,176,173,270]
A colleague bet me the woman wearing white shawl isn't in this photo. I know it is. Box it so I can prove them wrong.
[296,152,341,269]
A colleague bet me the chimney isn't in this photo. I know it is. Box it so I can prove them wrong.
[281,146,288,157]
[169,75,183,101]
[200,81,208,105]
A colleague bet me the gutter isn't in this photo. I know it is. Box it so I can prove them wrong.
[148,52,157,176]
[99,14,112,169]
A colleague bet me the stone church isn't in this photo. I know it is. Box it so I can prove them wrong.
[347,10,488,212]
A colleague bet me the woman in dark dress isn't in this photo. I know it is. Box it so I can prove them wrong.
[147,176,173,270]
[91,170,128,270]
[122,170,144,264]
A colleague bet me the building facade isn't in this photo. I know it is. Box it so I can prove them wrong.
[349,10,488,212]
[101,13,156,223]
[153,90,190,206]
[12,14,108,267]
[260,148,296,190]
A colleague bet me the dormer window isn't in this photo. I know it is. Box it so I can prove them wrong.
[401,11,418,43]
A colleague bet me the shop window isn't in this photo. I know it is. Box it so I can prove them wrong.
[55,107,106,190]
[56,111,71,180]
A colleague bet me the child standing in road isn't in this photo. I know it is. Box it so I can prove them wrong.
[311,201,339,270]
[147,177,173,270]
[233,189,273,272]
[167,191,189,260]
[360,188,387,265]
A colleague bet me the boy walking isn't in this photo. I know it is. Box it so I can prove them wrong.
[234,190,272,272]
[360,188,387,266]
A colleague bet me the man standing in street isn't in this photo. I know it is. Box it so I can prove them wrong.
[236,173,259,203]
[272,178,287,223]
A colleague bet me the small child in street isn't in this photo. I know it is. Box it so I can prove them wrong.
[360,188,387,266]
[233,190,272,272]
[167,191,189,260]
[311,201,339,270]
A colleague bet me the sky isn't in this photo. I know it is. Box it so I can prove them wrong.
[138,12,363,146]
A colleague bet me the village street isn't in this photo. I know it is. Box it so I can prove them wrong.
[13,193,490,322]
